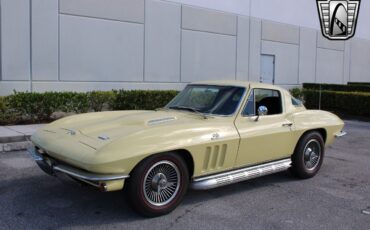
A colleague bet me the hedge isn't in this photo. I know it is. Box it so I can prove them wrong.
[303,83,370,93]
[303,89,370,117]
[1,88,369,125]
[0,90,179,125]
[348,82,370,86]
[113,90,178,110]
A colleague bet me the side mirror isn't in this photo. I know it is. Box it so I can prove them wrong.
[255,105,268,121]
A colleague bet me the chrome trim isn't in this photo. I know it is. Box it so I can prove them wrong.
[147,117,177,125]
[28,147,129,181]
[335,131,347,138]
[53,165,129,181]
[191,158,292,190]
[143,160,180,207]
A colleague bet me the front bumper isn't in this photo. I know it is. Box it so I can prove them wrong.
[335,130,347,138]
[28,146,129,191]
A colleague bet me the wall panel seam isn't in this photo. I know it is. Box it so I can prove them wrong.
[182,28,236,37]
[314,32,318,83]
[261,38,299,46]
[316,45,344,52]
[260,19,262,83]
[143,0,146,81]
[0,0,2,81]
[235,16,238,80]
[34,80,189,84]
[297,27,301,84]
[59,12,144,25]
[58,0,61,82]
[29,0,33,91]
[247,16,251,81]
[179,4,183,82]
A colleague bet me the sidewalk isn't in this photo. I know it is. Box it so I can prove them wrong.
[0,124,44,152]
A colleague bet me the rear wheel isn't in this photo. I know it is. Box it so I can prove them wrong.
[126,153,189,217]
[291,131,325,179]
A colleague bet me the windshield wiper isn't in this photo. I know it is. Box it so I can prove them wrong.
[168,106,208,119]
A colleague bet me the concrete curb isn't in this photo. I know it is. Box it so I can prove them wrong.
[0,124,44,152]
[0,141,33,152]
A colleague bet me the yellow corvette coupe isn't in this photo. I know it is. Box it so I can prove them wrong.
[29,81,345,216]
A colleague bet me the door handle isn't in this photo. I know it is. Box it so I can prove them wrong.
[282,122,293,127]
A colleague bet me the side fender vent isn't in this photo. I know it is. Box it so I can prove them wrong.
[202,144,227,172]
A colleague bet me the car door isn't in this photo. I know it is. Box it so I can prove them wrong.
[234,88,296,168]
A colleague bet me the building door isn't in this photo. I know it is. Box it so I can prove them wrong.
[260,55,275,84]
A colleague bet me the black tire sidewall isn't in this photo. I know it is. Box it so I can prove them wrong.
[292,131,325,179]
[127,153,189,217]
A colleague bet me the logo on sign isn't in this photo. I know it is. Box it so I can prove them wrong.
[317,0,360,40]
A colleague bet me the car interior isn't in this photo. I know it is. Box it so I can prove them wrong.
[243,89,282,116]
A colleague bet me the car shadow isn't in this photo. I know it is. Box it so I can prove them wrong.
[0,168,298,228]
[184,170,297,205]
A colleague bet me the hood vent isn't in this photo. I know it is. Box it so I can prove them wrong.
[147,117,176,126]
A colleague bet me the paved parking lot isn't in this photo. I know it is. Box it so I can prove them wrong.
[0,120,369,230]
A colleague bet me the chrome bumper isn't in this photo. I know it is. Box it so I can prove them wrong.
[335,131,347,138]
[27,147,129,182]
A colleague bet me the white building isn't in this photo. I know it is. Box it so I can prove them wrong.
[0,0,369,95]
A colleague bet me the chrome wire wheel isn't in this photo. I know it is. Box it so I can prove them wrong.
[303,139,321,170]
[143,160,180,207]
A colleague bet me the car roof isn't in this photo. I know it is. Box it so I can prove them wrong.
[190,80,287,92]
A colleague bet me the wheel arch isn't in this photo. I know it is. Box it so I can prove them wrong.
[298,128,327,145]
[130,149,195,179]
[174,149,195,179]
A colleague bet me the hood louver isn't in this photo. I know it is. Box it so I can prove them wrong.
[147,117,177,126]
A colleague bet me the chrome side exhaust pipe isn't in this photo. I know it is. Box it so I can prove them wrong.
[191,159,292,190]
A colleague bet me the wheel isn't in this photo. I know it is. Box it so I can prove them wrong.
[126,152,189,217]
[291,131,325,179]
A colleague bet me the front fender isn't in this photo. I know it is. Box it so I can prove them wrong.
[88,121,240,176]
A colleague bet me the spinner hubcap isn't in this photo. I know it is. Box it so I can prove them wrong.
[143,160,180,206]
[303,139,321,170]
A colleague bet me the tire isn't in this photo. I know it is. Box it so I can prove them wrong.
[126,152,189,217]
[291,131,325,179]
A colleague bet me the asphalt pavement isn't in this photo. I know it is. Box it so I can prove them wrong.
[0,120,369,230]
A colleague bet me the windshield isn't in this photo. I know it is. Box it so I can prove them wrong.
[166,85,245,116]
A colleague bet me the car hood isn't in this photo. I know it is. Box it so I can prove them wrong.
[78,110,201,139]
[37,110,209,148]
[30,110,238,174]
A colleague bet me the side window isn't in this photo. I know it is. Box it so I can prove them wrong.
[243,90,255,116]
[242,89,282,116]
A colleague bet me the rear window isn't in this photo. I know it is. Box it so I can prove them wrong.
[291,97,303,107]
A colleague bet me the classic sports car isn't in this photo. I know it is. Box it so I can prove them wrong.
[29,81,346,216]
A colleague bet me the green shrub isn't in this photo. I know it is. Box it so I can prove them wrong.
[113,90,178,110]
[348,82,370,86]
[0,90,179,125]
[2,87,368,125]
[87,91,116,112]
[303,89,370,117]
[303,83,370,92]
[289,88,304,100]
[0,96,6,112]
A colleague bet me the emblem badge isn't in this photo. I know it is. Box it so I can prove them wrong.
[211,133,220,141]
[65,129,76,135]
[317,0,360,40]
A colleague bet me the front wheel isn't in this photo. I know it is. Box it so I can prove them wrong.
[291,131,325,179]
[126,153,189,217]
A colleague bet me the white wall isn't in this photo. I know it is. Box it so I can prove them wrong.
[0,0,370,95]
[168,0,370,41]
